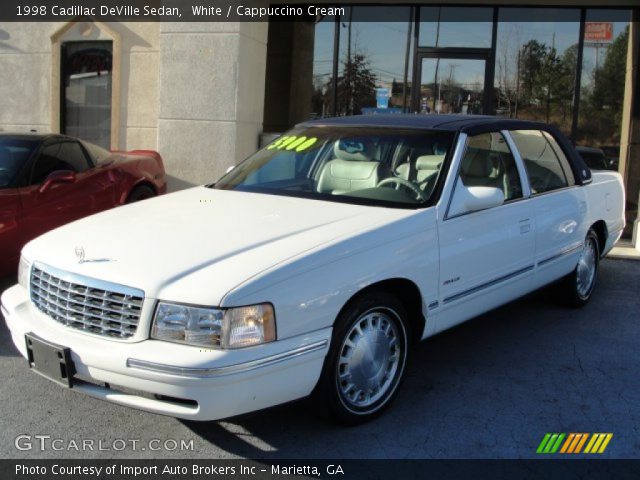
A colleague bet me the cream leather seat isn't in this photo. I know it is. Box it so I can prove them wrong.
[395,154,444,183]
[316,139,386,195]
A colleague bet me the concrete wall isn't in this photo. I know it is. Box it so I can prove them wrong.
[157,22,268,190]
[0,21,159,152]
[0,22,56,134]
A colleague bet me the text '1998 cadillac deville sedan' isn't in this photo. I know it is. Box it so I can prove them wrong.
[1,115,625,423]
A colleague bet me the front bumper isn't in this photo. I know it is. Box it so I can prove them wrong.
[1,284,331,421]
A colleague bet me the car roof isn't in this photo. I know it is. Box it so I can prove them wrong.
[297,113,593,187]
[297,114,551,132]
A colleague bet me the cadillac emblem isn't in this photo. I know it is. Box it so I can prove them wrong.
[75,246,85,264]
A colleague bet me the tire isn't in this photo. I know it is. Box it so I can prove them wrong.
[560,228,600,307]
[313,290,410,425]
[126,185,156,203]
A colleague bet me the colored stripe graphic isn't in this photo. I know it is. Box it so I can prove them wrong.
[537,433,551,453]
[537,433,613,454]
[560,433,575,453]
[575,433,589,453]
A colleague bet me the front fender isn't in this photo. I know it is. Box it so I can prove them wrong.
[222,209,439,340]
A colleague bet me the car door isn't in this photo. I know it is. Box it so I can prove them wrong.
[507,130,587,288]
[18,140,116,243]
[436,130,535,333]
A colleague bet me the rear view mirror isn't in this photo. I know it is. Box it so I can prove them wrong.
[39,170,76,193]
[448,183,504,217]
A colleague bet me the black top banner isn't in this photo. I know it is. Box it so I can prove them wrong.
[0,1,636,22]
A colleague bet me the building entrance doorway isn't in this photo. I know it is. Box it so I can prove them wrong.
[413,53,492,115]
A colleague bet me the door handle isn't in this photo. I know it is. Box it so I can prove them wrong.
[519,219,531,234]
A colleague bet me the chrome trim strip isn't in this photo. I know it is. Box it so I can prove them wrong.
[126,340,329,378]
[443,265,534,305]
[501,130,532,198]
[442,132,469,221]
[32,262,144,298]
[427,301,439,310]
[537,242,583,267]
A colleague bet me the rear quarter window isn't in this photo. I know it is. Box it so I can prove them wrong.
[510,130,574,195]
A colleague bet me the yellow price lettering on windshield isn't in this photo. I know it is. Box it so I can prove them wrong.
[296,137,317,152]
[286,136,308,151]
[267,135,319,153]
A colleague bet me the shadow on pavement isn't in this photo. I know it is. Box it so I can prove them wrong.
[179,287,564,458]
[0,276,19,357]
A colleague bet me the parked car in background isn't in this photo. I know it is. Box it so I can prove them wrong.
[2,115,624,424]
[576,146,611,171]
[600,145,620,170]
[0,133,166,278]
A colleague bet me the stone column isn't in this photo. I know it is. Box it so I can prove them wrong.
[156,22,268,191]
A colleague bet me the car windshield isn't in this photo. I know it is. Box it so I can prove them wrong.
[0,138,38,188]
[213,126,454,208]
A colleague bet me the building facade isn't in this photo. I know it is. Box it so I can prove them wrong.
[0,1,638,246]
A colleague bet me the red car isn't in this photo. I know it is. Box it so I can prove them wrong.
[0,133,166,278]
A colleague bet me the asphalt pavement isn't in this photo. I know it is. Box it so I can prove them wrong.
[0,258,638,459]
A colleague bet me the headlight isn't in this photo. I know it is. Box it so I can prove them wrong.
[152,302,276,349]
[18,256,31,290]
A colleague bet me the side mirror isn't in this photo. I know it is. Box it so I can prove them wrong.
[448,182,504,217]
[39,170,76,193]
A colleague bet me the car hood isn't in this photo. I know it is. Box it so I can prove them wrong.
[23,187,413,304]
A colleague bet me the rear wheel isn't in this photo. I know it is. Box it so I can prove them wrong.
[313,291,410,424]
[126,185,156,203]
[561,228,600,307]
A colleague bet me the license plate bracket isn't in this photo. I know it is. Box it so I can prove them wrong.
[25,333,75,388]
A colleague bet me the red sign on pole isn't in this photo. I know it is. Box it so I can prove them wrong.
[584,22,613,42]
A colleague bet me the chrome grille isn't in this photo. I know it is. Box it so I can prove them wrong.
[30,264,144,339]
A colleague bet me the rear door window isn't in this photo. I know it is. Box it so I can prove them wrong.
[509,130,574,194]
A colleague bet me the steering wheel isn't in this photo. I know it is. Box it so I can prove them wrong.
[377,177,427,202]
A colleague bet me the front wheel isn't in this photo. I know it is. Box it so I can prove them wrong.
[313,291,409,424]
[561,228,600,307]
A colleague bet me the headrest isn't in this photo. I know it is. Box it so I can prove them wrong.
[334,138,376,162]
[416,155,444,171]
[433,143,448,156]
[464,149,493,177]
[328,159,379,180]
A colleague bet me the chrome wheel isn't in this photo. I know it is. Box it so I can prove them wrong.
[336,308,404,412]
[576,237,597,298]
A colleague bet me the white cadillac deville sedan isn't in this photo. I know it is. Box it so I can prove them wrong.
[2,115,625,424]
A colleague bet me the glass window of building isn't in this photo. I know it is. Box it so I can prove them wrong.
[419,7,493,48]
[336,6,414,116]
[61,41,113,149]
[576,10,631,159]
[493,9,581,136]
[311,17,337,120]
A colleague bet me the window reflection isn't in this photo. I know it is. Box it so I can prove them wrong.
[576,9,631,162]
[419,58,485,114]
[493,9,580,136]
[334,6,414,116]
[311,17,336,119]
[62,41,112,149]
[419,7,493,48]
